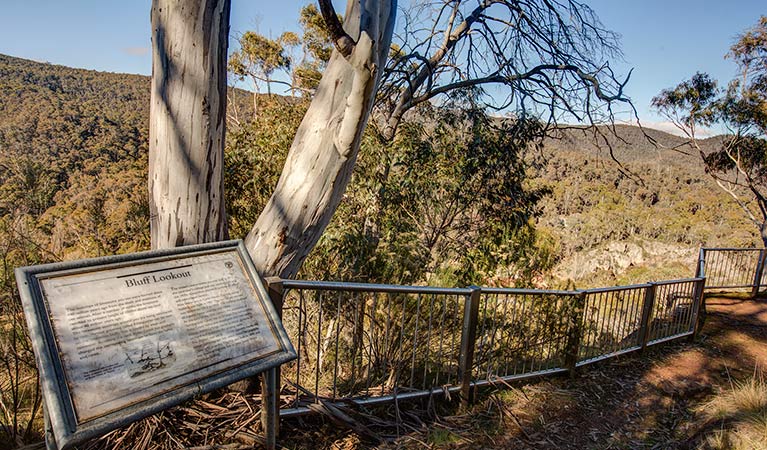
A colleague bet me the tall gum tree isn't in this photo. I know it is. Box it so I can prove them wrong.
[149,0,231,247]
[243,0,396,278]
[149,0,631,278]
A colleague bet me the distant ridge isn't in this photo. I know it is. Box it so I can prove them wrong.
[0,52,719,165]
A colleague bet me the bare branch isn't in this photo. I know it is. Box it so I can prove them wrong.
[374,0,632,141]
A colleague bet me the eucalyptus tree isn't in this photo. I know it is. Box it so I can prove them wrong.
[653,17,767,245]
[228,31,299,106]
[149,0,632,279]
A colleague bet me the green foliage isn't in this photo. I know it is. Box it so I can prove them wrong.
[535,125,762,285]
[224,97,308,238]
[297,4,334,64]
[228,31,296,88]
[302,101,553,286]
[0,54,150,260]
[228,5,335,96]
[652,72,719,127]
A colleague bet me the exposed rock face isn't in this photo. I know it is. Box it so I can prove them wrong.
[554,240,699,282]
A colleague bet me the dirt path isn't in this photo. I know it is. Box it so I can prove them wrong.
[280,295,767,449]
[477,295,767,449]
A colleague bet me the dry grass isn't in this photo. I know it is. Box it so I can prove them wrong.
[79,391,269,450]
[0,310,43,448]
[698,370,767,450]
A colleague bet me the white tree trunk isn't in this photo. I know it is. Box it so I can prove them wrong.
[149,0,230,248]
[245,0,397,278]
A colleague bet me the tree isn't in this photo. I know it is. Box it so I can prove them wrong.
[293,4,336,93]
[150,0,631,279]
[653,17,767,245]
[373,0,632,142]
[149,0,230,248]
[298,98,553,286]
[229,31,299,103]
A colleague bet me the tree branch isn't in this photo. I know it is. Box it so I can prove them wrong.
[318,0,355,57]
[407,63,630,110]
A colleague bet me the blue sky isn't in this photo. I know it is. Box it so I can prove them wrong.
[0,0,764,135]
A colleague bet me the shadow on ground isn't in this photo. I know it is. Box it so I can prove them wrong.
[278,295,767,449]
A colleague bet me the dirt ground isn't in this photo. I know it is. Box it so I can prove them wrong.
[279,295,767,449]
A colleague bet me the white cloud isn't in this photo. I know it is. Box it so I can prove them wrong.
[122,47,149,57]
[618,119,714,138]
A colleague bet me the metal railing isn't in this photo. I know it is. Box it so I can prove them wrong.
[273,281,469,415]
[265,277,705,416]
[253,247,767,427]
[696,248,767,295]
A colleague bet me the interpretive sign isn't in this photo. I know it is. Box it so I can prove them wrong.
[16,240,295,449]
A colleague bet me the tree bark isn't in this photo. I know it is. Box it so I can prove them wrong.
[149,0,230,248]
[245,0,397,278]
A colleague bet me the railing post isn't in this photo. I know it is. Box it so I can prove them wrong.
[458,286,481,410]
[690,277,706,340]
[261,277,284,449]
[261,368,278,450]
[638,283,657,352]
[564,291,586,378]
[696,248,706,278]
[752,250,766,297]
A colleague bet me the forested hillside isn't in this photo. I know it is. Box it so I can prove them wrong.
[0,53,150,257]
[537,126,759,286]
[0,53,759,289]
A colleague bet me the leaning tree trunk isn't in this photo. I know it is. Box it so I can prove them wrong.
[149,0,230,248]
[245,0,397,278]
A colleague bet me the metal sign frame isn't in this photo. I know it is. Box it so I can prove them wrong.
[16,240,295,449]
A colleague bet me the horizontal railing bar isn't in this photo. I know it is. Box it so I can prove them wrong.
[280,278,704,295]
[278,385,464,417]
[582,284,651,294]
[701,247,763,252]
[576,346,642,367]
[478,288,580,295]
[472,368,569,388]
[281,280,472,295]
[646,331,693,347]
[704,284,755,289]
[650,277,704,286]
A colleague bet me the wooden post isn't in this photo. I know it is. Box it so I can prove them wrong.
[261,277,284,447]
[458,287,481,410]
[639,283,657,352]
[564,292,586,378]
[751,250,765,298]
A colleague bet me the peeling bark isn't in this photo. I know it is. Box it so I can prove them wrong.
[245,0,397,278]
[149,0,230,248]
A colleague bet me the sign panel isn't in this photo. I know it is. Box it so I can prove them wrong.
[16,241,295,449]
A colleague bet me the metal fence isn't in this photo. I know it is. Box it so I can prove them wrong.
[266,277,705,416]
[696,248,767,294]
